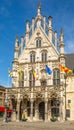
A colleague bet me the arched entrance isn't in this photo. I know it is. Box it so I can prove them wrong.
[39,102,45,120]
[51,98,60,117]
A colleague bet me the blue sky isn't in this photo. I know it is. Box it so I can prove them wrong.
[0,0,74,87]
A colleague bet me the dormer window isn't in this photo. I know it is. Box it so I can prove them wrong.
[36,39,41,47]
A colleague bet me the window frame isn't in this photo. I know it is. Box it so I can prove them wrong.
[53,69,60,85]
[41,50,47,62]
[29,71,35,87]
[30,52,35,63]
[36,39,41,48]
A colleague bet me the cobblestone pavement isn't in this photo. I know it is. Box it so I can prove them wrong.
[0,121,74,130]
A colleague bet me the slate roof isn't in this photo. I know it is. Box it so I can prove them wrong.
[65,53,74,72]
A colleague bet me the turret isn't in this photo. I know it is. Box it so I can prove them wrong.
[21,36,24,53]
[12,35,19,88]
[48,16,52,43]
[59,29,65,66]
[37,2,41,16]
[36,3,41,27]
[14,35,19,60]
[32,17,35,34]
[43,16,46,32]
[26,20,30,44]
[59,29,64,55]
[54,31,57,49]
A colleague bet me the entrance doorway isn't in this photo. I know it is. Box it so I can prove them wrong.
[51,99,60,117]
[39,102,45,120]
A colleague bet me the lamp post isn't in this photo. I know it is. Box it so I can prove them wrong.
[64,73,67,121]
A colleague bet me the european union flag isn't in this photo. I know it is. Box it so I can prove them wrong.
[45,65,52,75]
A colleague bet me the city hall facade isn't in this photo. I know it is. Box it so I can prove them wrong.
[7,4,74,122]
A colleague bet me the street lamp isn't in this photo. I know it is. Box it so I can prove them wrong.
[64,73,67,121]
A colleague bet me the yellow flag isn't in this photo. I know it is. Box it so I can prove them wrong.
[8,68,13,77]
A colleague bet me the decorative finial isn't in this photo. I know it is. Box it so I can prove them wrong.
[16,34,18,40]
[60,28,64,43]
[38,0,41,9]
[60,28,64,35]
[37,0,41,16]
[15,34,19,48]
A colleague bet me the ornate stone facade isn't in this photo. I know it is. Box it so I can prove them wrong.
[7,4,74,121]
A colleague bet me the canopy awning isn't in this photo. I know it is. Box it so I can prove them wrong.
[0,107,5,112]
[0,107,12,112]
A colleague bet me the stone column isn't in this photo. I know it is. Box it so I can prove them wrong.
[16,99,20,122]
[59,98,63,121]
[45,99,48,122]
[30,99,33,121]
[11,110,16,121]
[59,91,63,121]
[35,102,39,120]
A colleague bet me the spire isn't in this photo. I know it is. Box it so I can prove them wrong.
[48,16,53,42]
[60,28,64,42]
[59,28,64,55]
[14,34,19,60]
[38,0,41,8]
[15,34,19,48]
[37,0,41,16]
[36,1,41,27]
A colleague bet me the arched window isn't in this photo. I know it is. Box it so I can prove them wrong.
[53,69,60,85]
[30,52,35,63]
[19,71,24,87]
[41,51,47,62]
[29,71,35,87]
[36,39,41,47]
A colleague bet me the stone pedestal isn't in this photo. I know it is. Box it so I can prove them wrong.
[11,111,16,121]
